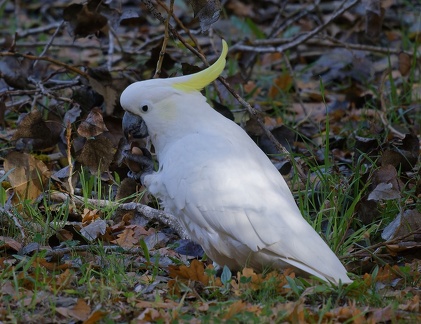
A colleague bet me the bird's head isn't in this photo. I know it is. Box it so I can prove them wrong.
[120,40,228,140]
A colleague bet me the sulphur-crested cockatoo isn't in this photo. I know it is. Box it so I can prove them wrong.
[120,40,352,284]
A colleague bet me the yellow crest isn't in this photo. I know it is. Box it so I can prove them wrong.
[172,40,228,92]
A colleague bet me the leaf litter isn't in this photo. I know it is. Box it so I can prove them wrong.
[0,0,420,322]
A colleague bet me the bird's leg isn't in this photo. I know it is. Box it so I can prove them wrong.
[123,147,154,184]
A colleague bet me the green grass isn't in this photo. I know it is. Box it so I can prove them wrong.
[1,2,420,322]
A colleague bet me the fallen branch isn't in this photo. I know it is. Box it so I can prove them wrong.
[0,52,88,78]
[49,192,189,239]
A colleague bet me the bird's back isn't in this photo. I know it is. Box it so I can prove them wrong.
[146,115,351,284]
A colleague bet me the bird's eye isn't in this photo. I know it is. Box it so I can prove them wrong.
[141,105,149,112]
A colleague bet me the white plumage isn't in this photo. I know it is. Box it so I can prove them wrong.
[120,40,352,284]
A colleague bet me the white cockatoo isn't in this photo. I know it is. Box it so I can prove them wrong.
[120,40,352,284]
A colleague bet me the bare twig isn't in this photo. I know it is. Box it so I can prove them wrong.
[0,52,88,77]
[45,244,155,261]
[272,0,321,38]
[142,0,207,63]
[153,0,174,78]
[65,123,76,212]
[119,202,189,239]
[48,192,189,239]
[320,36,416,57]
[157,0,203,54]
[33,20,65,68]
[15,22,63,37]
[343,228,421,260]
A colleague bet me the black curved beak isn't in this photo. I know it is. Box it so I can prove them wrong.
[122,111,148,139]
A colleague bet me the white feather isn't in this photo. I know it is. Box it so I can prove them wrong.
[121,69,352,285]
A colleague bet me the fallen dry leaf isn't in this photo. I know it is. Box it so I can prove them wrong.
[0,236,22,252]
[4,151,51,202]
[111,227,138,248]
[68,298,91,321]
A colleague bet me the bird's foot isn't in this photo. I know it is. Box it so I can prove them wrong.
[123,147,154,184]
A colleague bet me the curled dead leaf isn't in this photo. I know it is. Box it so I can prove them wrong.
[77,107,109,138]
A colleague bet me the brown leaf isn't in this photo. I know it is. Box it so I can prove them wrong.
[268,74,293,99]
[76,135,115,174]
[0,236,22,252]
[111,227,137,248]
[131,225,154,239]
[375,264,402,282]
[399,295,420,312]
[399,52,412,77]
[115,178,139,202]
[55,268,75,288]
[34,257,70,271]
[364,0,385,40]
[223,300,246,320]
[82,209,101,224]
[12,110,44,140]
[87,69,119,115]
[83,310,108,324]
[273,299,305,323]
[63,1,108,38]
[55,228,74,242]
[11,110,62,150]
[226,0,254,17]
[386,242,421,254]
[369,305,394,323]
[168,259,210,286]
[77,107,108,138]
[136,308,168,322]
[68,298,91,321]
[4,151,50,201]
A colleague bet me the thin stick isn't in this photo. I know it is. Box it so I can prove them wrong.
[49,192,189,239]
[157,0,204,54]
[33,20,65,68]
[0,52,88,77]
[65,122,76,212]
[153,0,174,78]
[142,0,207,63]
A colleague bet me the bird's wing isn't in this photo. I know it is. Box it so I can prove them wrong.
[153,132,350,283]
